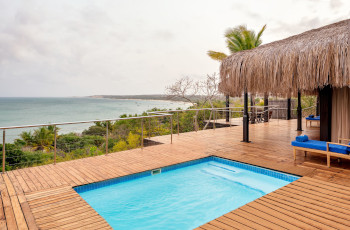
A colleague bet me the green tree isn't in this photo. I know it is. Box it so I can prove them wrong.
[127,132,140,149]
[82,126,106,136]
[18,126,56,151]
[207,24,266,61]
[113,140,128,152]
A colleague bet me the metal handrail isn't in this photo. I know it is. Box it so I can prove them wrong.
[1,113,174,173]
[0,114,172,130]
[1,105,282,173]
[291,105,316,111]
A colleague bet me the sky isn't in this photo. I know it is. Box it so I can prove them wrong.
[0,0,349,97]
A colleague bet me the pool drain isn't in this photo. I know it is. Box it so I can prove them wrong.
[151,168,161,175]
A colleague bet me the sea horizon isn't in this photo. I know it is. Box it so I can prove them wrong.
[0,97,191,142]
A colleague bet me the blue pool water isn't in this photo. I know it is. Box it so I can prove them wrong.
[76,157,299,229]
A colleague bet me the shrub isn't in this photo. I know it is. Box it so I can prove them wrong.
[113,140,128,152]
[0,143,26,170]
[82,126,106,136]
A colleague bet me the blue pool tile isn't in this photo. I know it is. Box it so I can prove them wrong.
[74,156,300,193]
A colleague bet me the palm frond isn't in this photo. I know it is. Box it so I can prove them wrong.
[207,50,228,61]
[255,24,266,47]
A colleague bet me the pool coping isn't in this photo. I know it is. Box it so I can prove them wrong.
[74,156,300,194]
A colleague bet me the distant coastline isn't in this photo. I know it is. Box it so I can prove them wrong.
[88,94,224,102]
[89,94,190,102]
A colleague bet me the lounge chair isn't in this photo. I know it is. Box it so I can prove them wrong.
[291,136,350,167]
[305,115,320,127]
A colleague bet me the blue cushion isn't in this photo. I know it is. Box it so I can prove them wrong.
[296,135,308,142]
[291,140,349,154]
[308,115,314,118]
[306,117,320,121]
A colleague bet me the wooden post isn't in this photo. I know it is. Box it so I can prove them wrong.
[264,93,269,122]
[287,98,291,120]
[243,91,250,142]
[297,91,303,131]
[225,95,230,122]
[319,85,332,141]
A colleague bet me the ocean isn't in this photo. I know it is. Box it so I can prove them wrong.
[0,97,191,142]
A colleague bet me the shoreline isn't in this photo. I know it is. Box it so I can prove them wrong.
[91,97,192,104]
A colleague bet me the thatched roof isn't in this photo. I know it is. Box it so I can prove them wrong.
[219,19,350,97]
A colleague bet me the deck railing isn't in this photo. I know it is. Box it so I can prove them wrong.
[0,105,281,172]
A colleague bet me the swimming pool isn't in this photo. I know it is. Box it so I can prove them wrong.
[75,157,299,229]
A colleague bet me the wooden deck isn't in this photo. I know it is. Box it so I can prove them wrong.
[1,119,350,229]
[198,177,350,230]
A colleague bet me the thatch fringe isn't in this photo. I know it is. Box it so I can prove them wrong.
[219,19,350,97]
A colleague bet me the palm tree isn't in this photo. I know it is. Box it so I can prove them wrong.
[207,25,266,61]
[208,24,267,123]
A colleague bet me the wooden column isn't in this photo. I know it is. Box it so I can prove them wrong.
[287,98,291,120]
[264,93,269,122]
[225,95,229,122]
[243,91,250,142]
[316,93,320,116]
[297,91,303,131]
[319,86,332,141]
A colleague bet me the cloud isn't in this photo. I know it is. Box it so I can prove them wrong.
[330,0,343,10]
[152,30,175,41]
[269,15,347,40]
[1,0,350,97]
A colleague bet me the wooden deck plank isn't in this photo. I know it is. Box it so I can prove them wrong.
[25,187,109,229]
[0,181,18,230]
[215,216,255,229]
[264,195,348,229]
[256,199,336,229]
[276,188,350,215]
[204,220,239,230]
[17,169,37,193]
[247,201,314,229]
[0,195,7,230]
[2,175,28,230]
[239,203,303,229]
[223,212,270,229]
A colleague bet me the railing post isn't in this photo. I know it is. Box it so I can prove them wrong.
[170,116,173,144]
[148,118,151,139]
[177,112,179,135]
[141,118,144,149]
[229,109,232,127]
[105,122,109,154]
[213,109,216,130]
[194,114,198,132]
[2,130,5,173]
[54,126,57,165]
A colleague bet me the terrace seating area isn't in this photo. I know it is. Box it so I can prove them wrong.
[1,119,350,229]
[292,135,350,167]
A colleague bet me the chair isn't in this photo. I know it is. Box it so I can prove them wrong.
[305,115,320,127]
[292,136,350,167]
